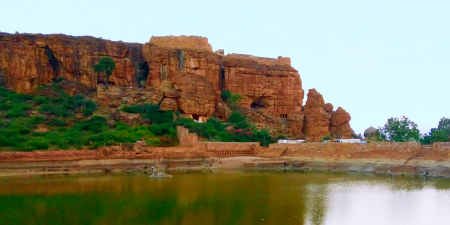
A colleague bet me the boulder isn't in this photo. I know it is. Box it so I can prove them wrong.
[303,89,330,141]
[330,107,353,138]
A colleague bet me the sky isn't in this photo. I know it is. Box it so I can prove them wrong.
[1,0,449,134]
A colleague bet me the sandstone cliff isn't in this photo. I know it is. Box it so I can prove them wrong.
[0,32,353,141]
[303,89,353,141]
[0,33,145,92]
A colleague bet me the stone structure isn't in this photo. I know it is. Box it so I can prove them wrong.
[0,32,353,140]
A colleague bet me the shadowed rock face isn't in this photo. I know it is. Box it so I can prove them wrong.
[0,33,352,140]
[0,33,144,92]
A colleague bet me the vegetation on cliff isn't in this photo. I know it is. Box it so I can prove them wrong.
[0,84,157,150]
[93,57,116,86]
[121,103,273,146]
[0,83,274,151]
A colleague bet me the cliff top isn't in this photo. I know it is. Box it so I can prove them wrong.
[223,54,295,72]
[149,35,212,52]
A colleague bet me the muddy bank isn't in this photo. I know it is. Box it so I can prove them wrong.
[0,155,449,178]
[0,141,449,178]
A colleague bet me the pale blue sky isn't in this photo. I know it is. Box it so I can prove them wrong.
[1,0,449,134]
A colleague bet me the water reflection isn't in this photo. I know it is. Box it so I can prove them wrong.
[0,172,449,225]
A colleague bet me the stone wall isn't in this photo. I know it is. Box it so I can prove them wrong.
[177,126,199,147]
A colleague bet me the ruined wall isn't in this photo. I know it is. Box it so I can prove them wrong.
[0,33,144,92]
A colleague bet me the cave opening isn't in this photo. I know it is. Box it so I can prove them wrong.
[219,66,225,90]
[176,49,185,71]
[137,61,149,87]
[0,69,5,87]
[250,97,268,110]
[192,114,200,121]
[44,45,60,78]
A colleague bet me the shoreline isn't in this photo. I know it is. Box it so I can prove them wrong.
[1,140,449,178]
[1,152,449,178]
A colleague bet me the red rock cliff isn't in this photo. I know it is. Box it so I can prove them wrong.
[0,33,352,140]
[0,33,144,92]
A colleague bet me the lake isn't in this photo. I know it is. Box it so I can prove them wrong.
[0,172,449,225]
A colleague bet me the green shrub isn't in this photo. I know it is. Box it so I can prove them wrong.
[73,116,108,133]
[221,90,241,108]
[149,123,176,137]
[22,137,50,151]
[122,104,173,124]
[5,103,31,118]
[227,111,251,129]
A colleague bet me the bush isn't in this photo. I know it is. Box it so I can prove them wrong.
[221,90,241,108]
[149,123,176,137]
[73,116,108,133]
[22,137,50,151]
[176,116,274,146]
[122,104,173,124]
[227,111,251,129]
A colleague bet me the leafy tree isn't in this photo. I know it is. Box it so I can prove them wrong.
[380,116,420,142]
[421,117,450,144]
[94,57,115,86]
[221,90,241,109]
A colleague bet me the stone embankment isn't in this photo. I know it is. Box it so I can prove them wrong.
[1,132,449,178]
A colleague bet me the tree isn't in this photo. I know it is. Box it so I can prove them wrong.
[380,116,420,142]
[94,57,115,86]
[421,117,450,144]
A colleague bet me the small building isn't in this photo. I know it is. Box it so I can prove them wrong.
[336,139,367,144]
[277,139,305,144]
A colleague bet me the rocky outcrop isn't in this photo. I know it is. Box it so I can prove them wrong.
[0,32,353,140]
[172,74,216,117]
[303,89,330,141]
[303,89,353,141]
[330,107,353,138]
[142,36,221,91]
[222,54,305,137]
[0,33,144,93]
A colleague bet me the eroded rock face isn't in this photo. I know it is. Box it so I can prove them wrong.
[0,33,353,140]
[223,54,304,137]
[173,74,216,117]
[303,89,354,141]
[303,89,330,141]
[142,36,221,91]
[330,107,353,138]
[0,33,144,93]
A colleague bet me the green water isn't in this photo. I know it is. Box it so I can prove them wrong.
[0,172,449,225]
